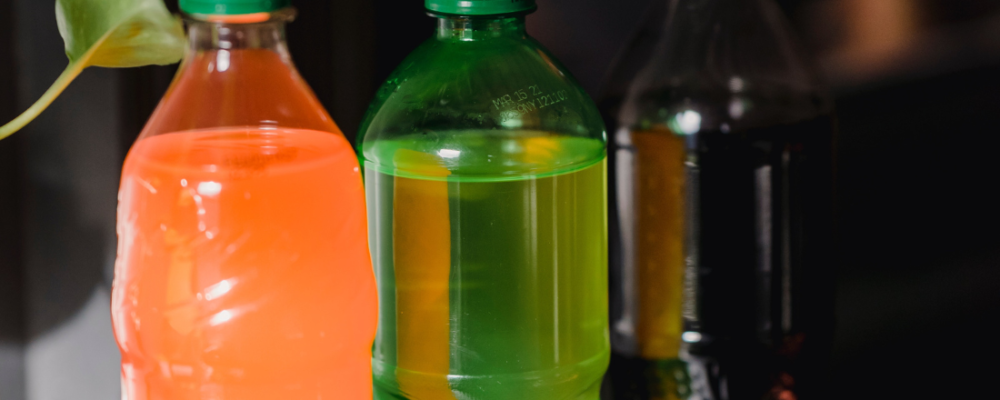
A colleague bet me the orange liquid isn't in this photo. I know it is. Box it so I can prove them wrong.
[113,128,376,399]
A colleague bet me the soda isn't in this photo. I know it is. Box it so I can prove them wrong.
[363,132,608,399]
[115,128,376,399]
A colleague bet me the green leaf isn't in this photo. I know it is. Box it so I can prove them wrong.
[0,0,186,140]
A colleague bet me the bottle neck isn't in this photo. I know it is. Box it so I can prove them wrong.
[435,15,527,41]
[186,15,291,56]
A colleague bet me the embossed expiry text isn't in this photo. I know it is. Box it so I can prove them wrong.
[492,84,570,116]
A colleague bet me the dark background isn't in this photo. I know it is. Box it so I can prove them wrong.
[2,0,999,398]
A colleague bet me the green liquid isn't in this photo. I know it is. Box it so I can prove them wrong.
[364,132,609,400]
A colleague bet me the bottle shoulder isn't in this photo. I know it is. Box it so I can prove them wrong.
[140,49,339,140]
[601,0,832,133]
[621,86,831,134]
[358,36,606,154]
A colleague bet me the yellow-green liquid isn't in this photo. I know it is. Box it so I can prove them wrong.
[363,132,609,399]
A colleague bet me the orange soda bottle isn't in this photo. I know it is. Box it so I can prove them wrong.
[111,2,377,399]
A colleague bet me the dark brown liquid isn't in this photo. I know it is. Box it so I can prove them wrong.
[608,115,836,400]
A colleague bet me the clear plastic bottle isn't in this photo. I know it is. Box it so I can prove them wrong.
[358,1,609,399]
[111,2,377,399]
[602,0,836,399]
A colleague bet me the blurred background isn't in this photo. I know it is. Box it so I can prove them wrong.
[1,0,999,398]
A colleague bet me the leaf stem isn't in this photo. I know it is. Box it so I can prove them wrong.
[0,61,86,141]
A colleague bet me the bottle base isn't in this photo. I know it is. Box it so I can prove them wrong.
[373,350,609,400]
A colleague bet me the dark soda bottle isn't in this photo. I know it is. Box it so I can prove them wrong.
[601,0,836,399]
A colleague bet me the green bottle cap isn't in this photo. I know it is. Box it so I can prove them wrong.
[180,0,291,15]
[426,0,537,16]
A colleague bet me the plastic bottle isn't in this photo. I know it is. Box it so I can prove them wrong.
[602,0,836,399]
[112,1,377,398]
[358,1,609,399]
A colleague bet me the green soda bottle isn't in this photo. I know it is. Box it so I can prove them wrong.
[358,1,610,399]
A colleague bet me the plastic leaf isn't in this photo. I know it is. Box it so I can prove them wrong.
[0,0,186,140]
